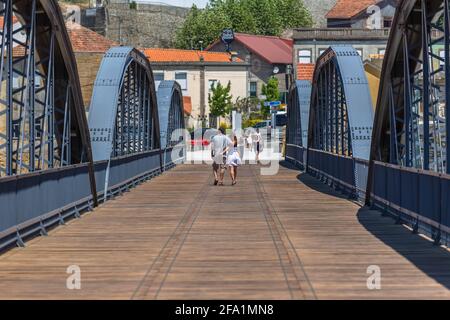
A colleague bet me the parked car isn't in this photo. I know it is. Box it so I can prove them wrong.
[252,113,287,141]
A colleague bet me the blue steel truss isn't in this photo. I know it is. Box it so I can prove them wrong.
[0,0,94,177]
[370,0,449,173]
[287,80,311,148]
[367,0,450,245]
[156,80,185,149]
[88,47,160,162]
[308,46,374,160]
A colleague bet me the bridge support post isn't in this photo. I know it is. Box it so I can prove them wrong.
[15,230,25,248]
[39,220,48,237]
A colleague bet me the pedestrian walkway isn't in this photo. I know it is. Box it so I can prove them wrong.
[1,163,450,299]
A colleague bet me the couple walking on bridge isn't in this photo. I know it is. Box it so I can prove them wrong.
[211,128,242,186]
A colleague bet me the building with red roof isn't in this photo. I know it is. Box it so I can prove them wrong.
[293,0,398,82]
[206,33,294,104]
[66,22,118,108]
[326,0,398,28]
[143,48,249,129]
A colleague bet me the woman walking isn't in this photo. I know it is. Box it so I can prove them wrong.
[227,136,242,185]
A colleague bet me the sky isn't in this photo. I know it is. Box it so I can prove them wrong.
[136,0,208,8]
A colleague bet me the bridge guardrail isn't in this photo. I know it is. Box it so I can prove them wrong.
[0,147,183,251]
[286,144,307,169]
[370,161,450,245]
[303,148,369,203]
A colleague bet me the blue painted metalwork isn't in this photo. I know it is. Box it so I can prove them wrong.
[304,46,374,201]
[88,46,160,162]
[286,80,311,168]
[367,0,450,245]
[156,80,185,149]
[0,0,95,177]
[308,46,374,160]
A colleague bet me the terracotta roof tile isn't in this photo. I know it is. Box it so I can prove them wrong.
[297,63,315,81]
[183,96,192,115]
[66,23,118,53]
[4,21,117,56]
[326,0,378,19]
[0,16,19,26]
[143,48,243,63]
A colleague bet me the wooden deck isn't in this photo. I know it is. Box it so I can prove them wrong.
[1,163,450,299]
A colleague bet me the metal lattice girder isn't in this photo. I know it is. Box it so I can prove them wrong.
[0,0,95,176]
[88,47,160,162]
[370,0,449,173]
[156,80,185,149]
[287,80,311,148]
[308,46,374,160]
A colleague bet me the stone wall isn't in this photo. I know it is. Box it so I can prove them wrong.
[303,0,338,27]
[104,2,189,48]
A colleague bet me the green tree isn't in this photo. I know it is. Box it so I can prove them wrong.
[175,5,230,50]
[277,0,313,29]
[261,77,280,118]
[175,0,313,49]
[209,81,233,117]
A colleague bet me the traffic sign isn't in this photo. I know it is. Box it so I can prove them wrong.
[269,101,281,107]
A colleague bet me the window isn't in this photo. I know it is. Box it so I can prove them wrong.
[154,72,164,90]
[175,72,188,91]
[384,18,393,28]
[298,49,312,63]
[208,79,218,91]
[250,81,257,97]
[356,49,363,57]
[378,48,386,55]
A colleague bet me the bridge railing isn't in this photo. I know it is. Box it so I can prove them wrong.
[305,148,369,203]
[370,162,450,244]
[0,147,185,251]
[0,163,94,250]
[286,144,307,169]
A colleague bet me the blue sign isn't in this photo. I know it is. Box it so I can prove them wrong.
[270,101,281,108]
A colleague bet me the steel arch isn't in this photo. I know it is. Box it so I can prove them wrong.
[369,0,449,173]
[287,80,311,148]
[88,46,160,162]
[0,0,94,177]
[308,46,374,160]
[156,80,185,149]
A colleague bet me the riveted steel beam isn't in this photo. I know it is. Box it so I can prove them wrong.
[287,80,311,148]
[308,46,374,160]
[156,80,185,149]
[0,0,97,206]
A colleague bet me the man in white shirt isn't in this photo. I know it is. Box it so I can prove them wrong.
[211,127,232,186]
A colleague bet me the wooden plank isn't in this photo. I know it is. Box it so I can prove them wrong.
[0,163,449,299]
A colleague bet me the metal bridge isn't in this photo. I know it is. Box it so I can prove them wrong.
[1,0,450,299]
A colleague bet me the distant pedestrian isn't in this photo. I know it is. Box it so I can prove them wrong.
[254,128,262,162]
[227,135,242,185]
[211,127,232,186]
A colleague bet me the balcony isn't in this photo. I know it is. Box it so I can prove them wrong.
[293,28,391,41]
